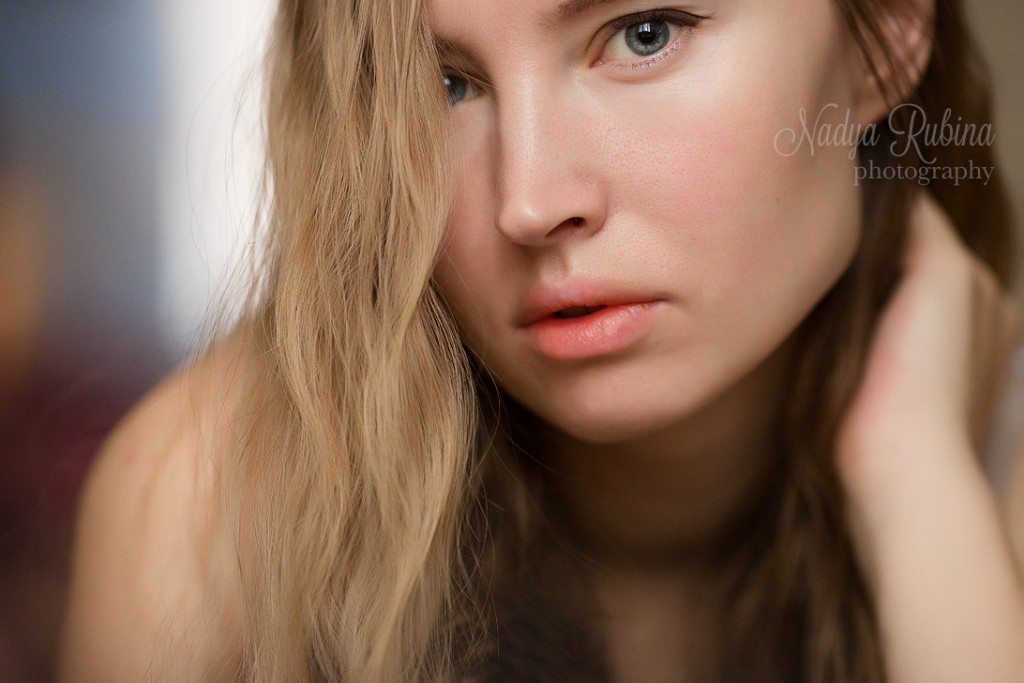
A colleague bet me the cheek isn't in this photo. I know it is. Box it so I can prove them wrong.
[433,131,512,360]
[435,3,864,419]
[608,26,861,345]
[432,240,493,359]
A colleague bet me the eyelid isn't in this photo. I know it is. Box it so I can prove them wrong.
[438,47,490,90]
[605,7,703,34]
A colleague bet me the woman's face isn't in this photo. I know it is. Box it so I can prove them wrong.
[430,0,868,444]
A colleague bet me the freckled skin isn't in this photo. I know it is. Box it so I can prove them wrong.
[431,0,869,444]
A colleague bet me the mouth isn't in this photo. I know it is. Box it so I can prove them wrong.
[520,301,661,362]
[552,305,608,319]
[518,279,662,328]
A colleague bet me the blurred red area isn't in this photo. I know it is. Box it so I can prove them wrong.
[0,365,144,682]
[0,170,171,682]
[0,4,174,677]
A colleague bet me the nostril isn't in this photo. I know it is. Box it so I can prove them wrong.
[569,216,584,227]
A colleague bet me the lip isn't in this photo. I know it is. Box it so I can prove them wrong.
[518,280,664,361]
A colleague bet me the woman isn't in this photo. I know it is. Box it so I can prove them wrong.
[59,0,1024,681]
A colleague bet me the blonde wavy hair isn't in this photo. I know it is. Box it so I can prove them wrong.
[216,1,477,679]
[207,0,1014,680]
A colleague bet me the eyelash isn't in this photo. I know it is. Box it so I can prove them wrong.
[440,7,705,104]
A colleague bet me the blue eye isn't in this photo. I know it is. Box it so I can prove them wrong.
[443,72,476,106]
[624,20,673,57]
[600,10,702,68]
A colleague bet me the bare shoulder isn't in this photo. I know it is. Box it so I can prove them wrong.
[58,335,254,683]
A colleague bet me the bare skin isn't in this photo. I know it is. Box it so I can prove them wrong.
[58,341,246,682]
[58,198,1024,683]
[59,0,1024,681]
[427,0,1024,679]
[835,196,1024,683]
[538,196,1024,683]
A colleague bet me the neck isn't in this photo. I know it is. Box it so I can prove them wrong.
[530,338,795,575]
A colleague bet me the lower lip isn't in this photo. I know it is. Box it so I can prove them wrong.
[523,302,661,362]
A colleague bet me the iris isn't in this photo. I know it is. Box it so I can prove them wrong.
[625,20,672,57]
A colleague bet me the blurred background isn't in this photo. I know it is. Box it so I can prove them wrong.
[0,0,271,679]
[0,1,1021,681]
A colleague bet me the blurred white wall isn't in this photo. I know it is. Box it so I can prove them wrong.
[155,0,274,355]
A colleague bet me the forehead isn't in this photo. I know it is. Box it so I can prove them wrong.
[427,0,634,42]
[429,0,615,28]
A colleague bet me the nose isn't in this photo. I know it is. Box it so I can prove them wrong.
[494,85,607,246]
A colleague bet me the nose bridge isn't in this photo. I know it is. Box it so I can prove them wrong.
[494,76,603,244]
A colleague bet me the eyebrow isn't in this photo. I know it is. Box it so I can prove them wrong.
[541,0,619,27]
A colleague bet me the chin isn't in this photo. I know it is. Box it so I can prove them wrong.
[516,339,788,448]
[532,379,719,446]
[553,413,679,446]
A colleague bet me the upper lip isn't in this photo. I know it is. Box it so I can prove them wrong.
[517,278,661,327]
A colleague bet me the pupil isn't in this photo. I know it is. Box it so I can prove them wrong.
[625,20,670,57]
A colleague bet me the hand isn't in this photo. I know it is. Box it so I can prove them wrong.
[834,191,1024,683]
[836,191,1021,499]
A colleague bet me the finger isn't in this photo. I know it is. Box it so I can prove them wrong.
[967,260,1021,451]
